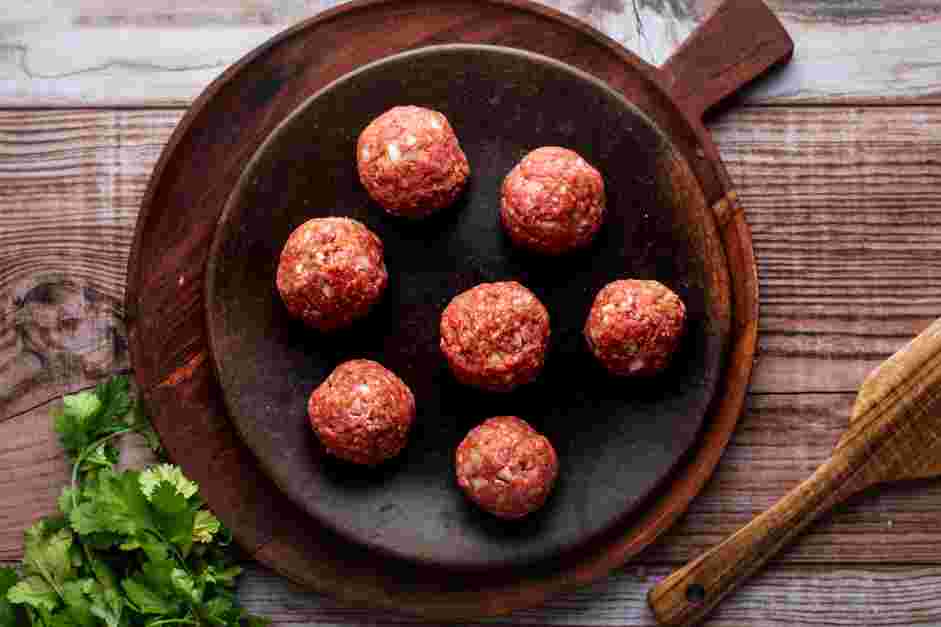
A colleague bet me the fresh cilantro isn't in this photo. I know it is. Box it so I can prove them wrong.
[54,391,102,455]
[0,567,25,627]
[140,465,199,501]
[22,521,77,596]
[53,378,129,459]
[5,376,270,626]
[7,575,59,612]
[69,470,156,538]
[192,511,221,545]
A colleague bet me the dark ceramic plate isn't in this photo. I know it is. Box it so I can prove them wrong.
[206,44,730,571]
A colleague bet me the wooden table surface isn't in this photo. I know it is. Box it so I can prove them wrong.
[2,1,941,624]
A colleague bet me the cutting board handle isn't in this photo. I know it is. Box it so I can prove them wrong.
[647,451,870,627]
[660,0,793,119]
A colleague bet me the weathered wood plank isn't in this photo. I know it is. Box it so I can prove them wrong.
[713,107,941,394]
[644,392,941,562]
[1,558,937,626]
[0,1,939,106]
[4,106,941,413]
[0,399,69,559]
[236,562,941,626]
[0,110,179,418]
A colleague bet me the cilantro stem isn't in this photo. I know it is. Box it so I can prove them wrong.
[145,619,198,626]
[70,428,134,509]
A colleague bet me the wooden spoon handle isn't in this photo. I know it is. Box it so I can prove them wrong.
[660,0,793,119]
[647,454,867,626]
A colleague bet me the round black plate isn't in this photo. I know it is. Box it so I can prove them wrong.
[206,44,729,571]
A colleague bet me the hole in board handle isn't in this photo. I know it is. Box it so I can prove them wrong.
[686,583,706,605]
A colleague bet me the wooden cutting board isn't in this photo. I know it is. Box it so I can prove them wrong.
[126,0,791,617]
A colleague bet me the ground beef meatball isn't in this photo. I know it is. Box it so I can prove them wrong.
[276,217,387,332]
[455,416,558,519]
[308,359,416,465]
[584,279,686,377]
[356,106,470,219]
[439,282,550,392]
[500,146,606,254]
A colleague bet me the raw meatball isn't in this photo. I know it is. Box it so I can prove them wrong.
[440,282,550,392]
[584,279,686,376]
[455,416,558,519]
[357,105,470,219]
[500,146,605,254]
[276,217,387,332]
[308,359,416,465]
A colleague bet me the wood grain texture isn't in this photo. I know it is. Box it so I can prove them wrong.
[0,398,69,561]
[649,318,941,626]
[0,110,179,419]
[634,391,941,565]
[716,106,941,394]
[237,563,941,626]
[0,558,938,626]
[1,0,940,106]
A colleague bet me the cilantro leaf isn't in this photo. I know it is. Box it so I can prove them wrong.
[170,569,200,604]
[80,532,123,552]
[150,482,189,516]
[70,470,155,538]
[42,608,82,627]
[150,483,196,556]
[54,392,102,456]
[57,487,80,518]
[0,568,16,594]
[122,560,181,616]
[7,575,58,612]
[54,376,133,465]
[81,443,119,472]
[0,567,25,627]
[139,465,198,501]
[192,511,221,545]
[17,375,270,627]
[200,593,236,625]
[60,579,96,627]
[92,377,132,429]
[87,584,124,627]
[88,561,116,593]
[118,536,170,564]
[201,591,268,626]
[121,579,177,616]
[23,521,75,591]
[84,560,124,627]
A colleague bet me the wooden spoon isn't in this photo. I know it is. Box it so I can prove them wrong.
[649,318,941,626]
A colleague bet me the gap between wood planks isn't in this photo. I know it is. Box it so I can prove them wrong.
[8,559,941,625]
[5,100,941,114]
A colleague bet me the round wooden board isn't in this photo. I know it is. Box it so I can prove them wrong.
[126,0,791,618]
